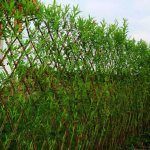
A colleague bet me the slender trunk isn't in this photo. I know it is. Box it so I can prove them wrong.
[0,39,3,50]
[0,22,3,50]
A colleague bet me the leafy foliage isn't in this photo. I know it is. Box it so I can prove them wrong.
[0,0,150,149]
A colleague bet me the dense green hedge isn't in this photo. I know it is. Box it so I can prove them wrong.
[0,0,150,149]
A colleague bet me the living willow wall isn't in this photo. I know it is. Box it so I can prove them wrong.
[0,0,150,149]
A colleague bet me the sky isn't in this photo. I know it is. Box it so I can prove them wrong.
[41,0,150,44]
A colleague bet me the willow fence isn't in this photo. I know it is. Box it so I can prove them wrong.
[0,0,150,149]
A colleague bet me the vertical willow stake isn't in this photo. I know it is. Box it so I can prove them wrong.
[0,21,3,50]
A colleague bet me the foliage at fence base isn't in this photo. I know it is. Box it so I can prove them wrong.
[121,131,150,149]
[0,69,149,149]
